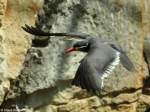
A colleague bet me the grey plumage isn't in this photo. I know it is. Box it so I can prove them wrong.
[71,38,121,91]
[22,25,135,94]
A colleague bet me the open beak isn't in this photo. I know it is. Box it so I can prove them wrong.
[65,47,76,53]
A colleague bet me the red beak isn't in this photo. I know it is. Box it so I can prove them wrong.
[65,47,76,53]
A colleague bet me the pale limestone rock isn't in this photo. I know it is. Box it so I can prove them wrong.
[111,90,141,104]
[87,96,101,108]
[1,0,150,112]
[0,0,44,104]
[35,105,57,112]
[10,0,147,112]
[136,94,150,112]
[143,0,150,96]
[18,0,144,94]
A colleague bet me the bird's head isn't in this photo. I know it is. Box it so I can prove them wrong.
[65,40,89,53]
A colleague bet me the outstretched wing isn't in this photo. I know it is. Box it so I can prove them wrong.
[72,58,102,93]
[109,43,135,71]
[22,24,89,39]
[72,48,119,94]
[22,24,51,36]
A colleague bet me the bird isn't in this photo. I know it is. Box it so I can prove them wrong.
[22,24,135,94]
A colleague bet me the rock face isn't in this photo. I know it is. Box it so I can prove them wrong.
[0,0,8,105]
[1,0,150,112]
[143,0,150,95]
[0,0,43,105]
[16,0,144,94]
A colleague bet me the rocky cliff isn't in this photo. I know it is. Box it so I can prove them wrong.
[0,0,150,112]
[0,0,43,108]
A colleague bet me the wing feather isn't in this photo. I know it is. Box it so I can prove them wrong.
[72,46,121,94]
[22,24,89,39]
[108,43,135,71]
[103,41,135,71]
[72,59,102,92]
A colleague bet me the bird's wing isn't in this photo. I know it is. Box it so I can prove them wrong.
[72,58,102,93]
[22,24,89,39]
[22,24,50,36]
[72,49,119,94]
[105,42,135,71]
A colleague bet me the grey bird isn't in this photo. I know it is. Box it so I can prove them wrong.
[22,25,135,93]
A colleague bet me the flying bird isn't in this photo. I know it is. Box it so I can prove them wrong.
[22,24,135,94]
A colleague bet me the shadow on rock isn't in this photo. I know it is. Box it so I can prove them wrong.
[142,77,150,95]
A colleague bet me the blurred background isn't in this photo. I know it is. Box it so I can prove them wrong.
[0,0,150,112]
